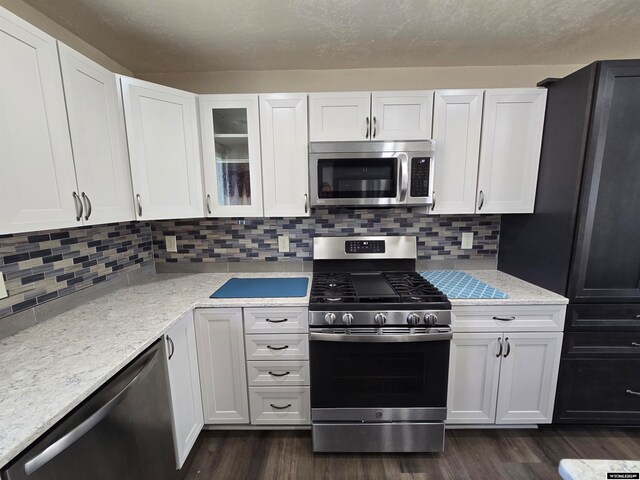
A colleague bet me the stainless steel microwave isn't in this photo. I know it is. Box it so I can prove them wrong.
[309,141,435,207]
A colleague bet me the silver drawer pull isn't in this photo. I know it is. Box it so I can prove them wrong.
[265,318,288,323]
[268,371,290,377]
[270,403,292,410]
[626,389,640,396]
[267,345,289,351]
[493,316,516,321]
[632,342,640,347]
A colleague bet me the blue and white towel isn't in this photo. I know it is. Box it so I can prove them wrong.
[420,270,508,299]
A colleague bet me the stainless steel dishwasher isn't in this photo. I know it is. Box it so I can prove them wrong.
[2,339,180,480]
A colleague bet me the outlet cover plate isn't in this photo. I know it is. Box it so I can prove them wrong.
[0,274,7,299]
[278,235,290,253]
[166,235,178,253]
[461,232,474,250]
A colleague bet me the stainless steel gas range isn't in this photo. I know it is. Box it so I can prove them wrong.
[308,236,452,453]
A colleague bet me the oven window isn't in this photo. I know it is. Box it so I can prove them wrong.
[310,339,449,408]
[317,158,397,199]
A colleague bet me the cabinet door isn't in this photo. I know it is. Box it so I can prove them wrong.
[431,90,483,214]
[446,333,501,424]
[260,94,309,217]
[476,88,547,214]
[371,91,433,141]
[58,43,133,226]
[309,92,371,142]
[568,63,640,302]
[495,332,562,424]
[195,309,249,424]
[165,310,204,468]
[0,7,79,234]
[121,76,204,220]
[199,94,263,217]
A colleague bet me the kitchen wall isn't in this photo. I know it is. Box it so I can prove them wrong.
[0,222,153,325]
[152,209,500,270]
[0,0,131,75]
[138,64,581,94]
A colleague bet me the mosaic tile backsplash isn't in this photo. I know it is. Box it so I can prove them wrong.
[152,208,500,264]
[0,222,153,320]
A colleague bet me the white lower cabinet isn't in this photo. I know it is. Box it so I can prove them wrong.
[195,308,250,424]
[447,329,563,425]
[164,310,204,468]
[495,332,563,424]
[247,360,310,386]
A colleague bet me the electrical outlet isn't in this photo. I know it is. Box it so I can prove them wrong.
[461,232,474,250]
[0,273,7,299]
[278,235,290,253]
[165,235,178,253]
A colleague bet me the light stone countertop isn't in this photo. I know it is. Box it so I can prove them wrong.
[0,268,566,469]
[559,459,640,479]
[448,270,568,306]
[0,272,311,469]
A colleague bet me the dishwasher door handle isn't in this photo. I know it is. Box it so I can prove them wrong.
[23,351,158,475]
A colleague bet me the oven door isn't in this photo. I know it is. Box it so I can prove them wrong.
[309,152,408,207]
[309,329,451,422]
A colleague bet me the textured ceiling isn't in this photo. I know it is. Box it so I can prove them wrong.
[21,0,640,73]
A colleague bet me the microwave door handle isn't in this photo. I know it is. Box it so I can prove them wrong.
[399,154,409,202]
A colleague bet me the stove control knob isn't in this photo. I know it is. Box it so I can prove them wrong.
[406,313,421,326]
[424,313,438,326]
[324,313,336,325]
[374,313,387,326]
[342,313,354,326]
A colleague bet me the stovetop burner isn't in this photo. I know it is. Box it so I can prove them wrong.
[310,270,449,310]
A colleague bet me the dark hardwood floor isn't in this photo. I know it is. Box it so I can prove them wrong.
[184,427,640,479]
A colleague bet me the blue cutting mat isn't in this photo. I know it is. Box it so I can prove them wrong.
[210,277,309,298]
[420,271,508,299]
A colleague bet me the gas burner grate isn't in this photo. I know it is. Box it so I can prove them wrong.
[310,273,357,304]
[383,272,449,303]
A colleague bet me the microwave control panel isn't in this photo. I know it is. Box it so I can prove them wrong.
[410,157,431,197]
[345,240,385,254]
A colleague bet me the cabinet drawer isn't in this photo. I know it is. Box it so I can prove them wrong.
[245,334,309,360]
[244,307,308,334]
[554,358,640,424]
[565,304,640,331]
[452,305,566,332]
[249,386,310,425]
[247,361,310,386]
[563,332,640,358]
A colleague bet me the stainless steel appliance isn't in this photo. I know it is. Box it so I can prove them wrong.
[2,340,179,480]
[309,236,452,453]
[309,141,435,207]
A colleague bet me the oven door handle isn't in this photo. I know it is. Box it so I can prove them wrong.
[309,331,452,343]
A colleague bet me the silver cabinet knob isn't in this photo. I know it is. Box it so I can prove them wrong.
[342,313,354,326]
[374,313,387,326]
[324,313,336,325]
[424,313,438,326]
[406,313,421,326]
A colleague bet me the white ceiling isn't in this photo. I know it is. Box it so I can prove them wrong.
[22,0,640,73]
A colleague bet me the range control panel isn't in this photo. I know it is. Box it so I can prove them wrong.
[410,157,431,197]
[345,240,386,254]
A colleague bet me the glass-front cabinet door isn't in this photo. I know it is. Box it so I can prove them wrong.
[199,94,263,217]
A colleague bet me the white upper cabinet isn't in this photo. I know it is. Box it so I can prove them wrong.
[476,88,547,214]
[120,77,204,220]
[309,92,371,142]
[260,94,309,217]
[0,7,79,234]
[371,91,434,141]
[164,310,204,469]
[431,90,484,214]
[199,94,263,217]
[58,43,133,225]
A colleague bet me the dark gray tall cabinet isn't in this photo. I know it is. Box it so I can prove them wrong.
[499,60,640,425]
